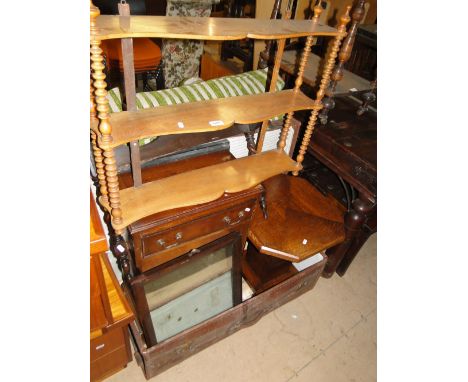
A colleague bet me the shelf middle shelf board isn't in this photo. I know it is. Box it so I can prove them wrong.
[100,150,300,231]
[95,16,339,41]
[104,89,318,149]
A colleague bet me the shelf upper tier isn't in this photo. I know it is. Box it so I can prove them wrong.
[100,150,301,231]
[102,89,318,149]
[94,16,339,41]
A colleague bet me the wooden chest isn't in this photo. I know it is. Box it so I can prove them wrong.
[125,250,327,379]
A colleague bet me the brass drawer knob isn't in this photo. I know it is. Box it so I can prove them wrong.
[157,235,181,250]
[223,214,243,226]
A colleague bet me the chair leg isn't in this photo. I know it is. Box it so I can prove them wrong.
[142,72,148,91]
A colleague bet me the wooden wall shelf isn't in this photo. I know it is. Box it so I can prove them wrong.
[94,16,339,41]
[100,150,300,231]
[102,90,319,148]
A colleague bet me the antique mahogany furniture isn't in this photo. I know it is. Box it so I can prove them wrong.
[90,1,351,377]
[303,95,376,276]
[90,0,350,276]
[90,192,134,381]
[346,23,377,82]
[117,150,263,273]
[126,251,327,378]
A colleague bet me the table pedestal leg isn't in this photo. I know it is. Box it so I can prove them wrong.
[337,202,376,276]
[323,197,374,277]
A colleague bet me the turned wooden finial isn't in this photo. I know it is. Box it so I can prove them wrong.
[90,1,100,29]
[319,1,363,124]
[312,0,324,22]
[339,5,352,31]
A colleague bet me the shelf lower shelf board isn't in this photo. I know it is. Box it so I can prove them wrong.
[100,150,300,231]
[104,90,317,148]
[94,16,339,41]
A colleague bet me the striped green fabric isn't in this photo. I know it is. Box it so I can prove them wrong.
[107,69,285,145]
[107,87,123,113]
[136,68,285,110]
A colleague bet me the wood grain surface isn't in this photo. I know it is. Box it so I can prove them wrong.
[94,16,339,41]
[101,150,300,231]
[127,253,327,378]
[103,90,317,148]
[248,174,345,262]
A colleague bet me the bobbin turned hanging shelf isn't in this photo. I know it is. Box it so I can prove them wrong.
[90,1,350,235]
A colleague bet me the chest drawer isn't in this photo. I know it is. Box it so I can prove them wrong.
[90,326,125,361]
[90,327,132,381]
[136,198,257,271]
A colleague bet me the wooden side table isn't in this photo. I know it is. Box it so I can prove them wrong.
[118,150,264,275]
[90,192,134,381]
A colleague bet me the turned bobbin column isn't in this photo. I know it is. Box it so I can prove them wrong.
[277,35,313,151]
[90,1,133,282]
[90,1,123,235]
[90,79,108,200]
[277,2,325,152]
[319,0,366,125]
[292,6,351,175]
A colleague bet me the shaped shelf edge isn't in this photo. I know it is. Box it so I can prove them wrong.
[99,150,301,231]
[103,90,318,148]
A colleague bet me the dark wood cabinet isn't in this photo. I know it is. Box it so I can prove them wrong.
[304,95,376,276]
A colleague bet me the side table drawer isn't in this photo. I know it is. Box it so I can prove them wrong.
[138,199,257,270]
